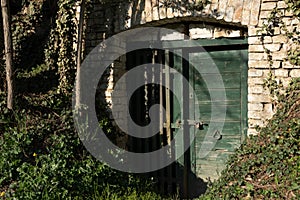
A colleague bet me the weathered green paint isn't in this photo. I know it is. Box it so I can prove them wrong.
[187,42,248,181]
[126,38,248,194]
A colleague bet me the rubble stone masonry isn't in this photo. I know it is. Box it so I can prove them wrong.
[81,0,299,136]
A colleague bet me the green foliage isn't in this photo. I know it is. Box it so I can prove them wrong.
[285,0,300,18]
[45,0,77,93]
[12,1,44,66]
[259,2,300,67]
[0,92,163,199]
[198,78,300,199]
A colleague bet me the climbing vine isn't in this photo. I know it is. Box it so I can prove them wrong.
[45,0,77,93]
[259,1,300,100]
[260,5,300,67]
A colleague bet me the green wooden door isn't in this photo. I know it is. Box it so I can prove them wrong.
[126,38,248,197]
[189,44,248,181]
[162,39,248,196]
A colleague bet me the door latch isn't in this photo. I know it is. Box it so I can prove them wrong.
[187,120,208,130]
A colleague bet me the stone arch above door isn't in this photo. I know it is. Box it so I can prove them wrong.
[126,0,261,28]
[84,0,261,48]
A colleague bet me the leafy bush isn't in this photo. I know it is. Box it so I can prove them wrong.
[198,78,300,199]
[0,92,163,200]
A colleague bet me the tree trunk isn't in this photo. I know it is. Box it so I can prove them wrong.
[1,0,14,109]
[75,0,86,108]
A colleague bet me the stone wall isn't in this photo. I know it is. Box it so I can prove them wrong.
[82,0,300,136]
[247,0,300,135]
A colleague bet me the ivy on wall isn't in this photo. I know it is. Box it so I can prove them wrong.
[0,0,77,93]
[258,1,300,100]
[260,1,300,67]
[45,0,77,93]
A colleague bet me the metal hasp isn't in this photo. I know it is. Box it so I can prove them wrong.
[187,120,208,130]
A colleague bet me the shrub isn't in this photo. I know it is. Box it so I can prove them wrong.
[198,78,300,199]
[0,92,163,199]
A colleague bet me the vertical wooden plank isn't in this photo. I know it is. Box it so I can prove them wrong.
[188,50,196,174]
[164,49,172,194]
[240,48,248,143]
[173,49,184,192]
[158,49,165,194]
[165,50,171,145]
[182,48,190,199]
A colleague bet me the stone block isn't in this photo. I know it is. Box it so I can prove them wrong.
[145,10,152,22]
[248,103,264,111]
[261,2,277,10]
[260,10,272,18]
[272,35,288,43]
[264,103,273,113]
[248,36,262,44]
[249,69,263,77]
[166,7,173,18]
[159,7,167,19]
[258,19,266,28]
[144,0,152,22]
[285,9,294,17]
[233,6,243,22]
[247,128,259,136]
[248,110,261,119]
[248,119,265,127]
[249,52,267,60]
[152,6,159,20]
[249,60,270,68]
[140,11,146,24]
[274,69,289,77]
[241,10,250,25]
[248,94,271,103]
[281,77,292,87]
[249,44,265,52]
[249,85,264,94]
[291,18,300,25]
[248,77,265,84]
[190,25,214,39]
[277,1,287,8]
[290,69,300,77]
[274,27,281,35]
[262,36,272,43]
[217,0,228,20]
[272,50,287,60]
[243,1,252,11]
[202,3,211,16]
[262,106,274,119]
[264,43,281,52]
[282,61,300,69]
[282,17,292,26]
[248,27,262,36]
[210,3,219,17]
[173,8,179,17]
[224,6,234,22]
[250,0,261,25]
[151,0,158,7]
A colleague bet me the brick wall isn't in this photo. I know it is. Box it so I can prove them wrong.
[82,0,300,136]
